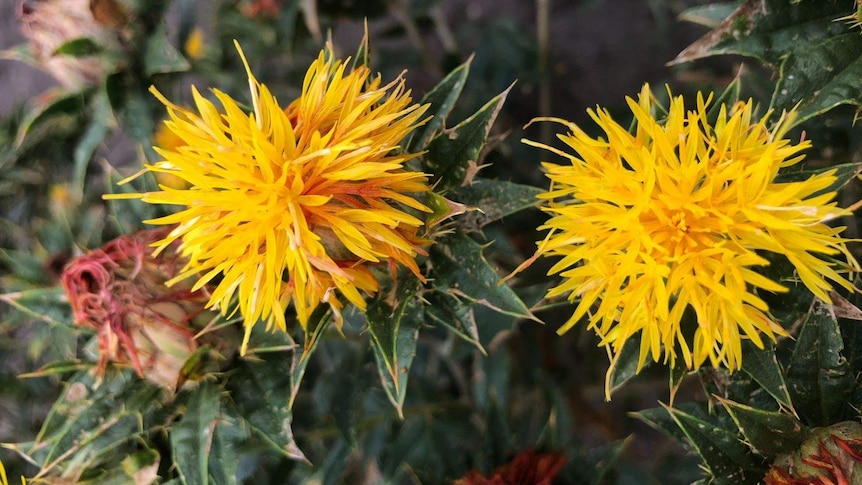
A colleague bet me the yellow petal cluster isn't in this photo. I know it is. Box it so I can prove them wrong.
[109,41,430,351]
[527,84,857,376]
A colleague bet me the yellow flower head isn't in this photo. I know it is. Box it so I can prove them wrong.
[526,84,857,377]
[109,41,431,351]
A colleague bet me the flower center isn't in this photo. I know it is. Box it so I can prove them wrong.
[670,212,689,242]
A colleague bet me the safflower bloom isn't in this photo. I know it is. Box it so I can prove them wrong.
[523,84,857,378]
[108,41,430,351]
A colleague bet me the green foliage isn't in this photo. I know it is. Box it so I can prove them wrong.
[676,0,862,123]
[423,84,513,192]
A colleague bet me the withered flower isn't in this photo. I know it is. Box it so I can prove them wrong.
[454,450,567,485]
[62,228,210,389]
[17,0,125,89]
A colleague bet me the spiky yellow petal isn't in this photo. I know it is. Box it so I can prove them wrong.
[526,83,858,380]
[107,41,431,348]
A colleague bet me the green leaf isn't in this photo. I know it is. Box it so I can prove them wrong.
[73,95,114,195]
[316,345,370,447]
[669,364,691,405]
[453,178,543,228]
[679,2,741,28]
[429,233,533,319]
[229,356,307,461]
[785,300,854,426]
[366,279,422,416]
[120,449,160,485]
[290,305,332,408]
[0,287,71,328]
[144,27,191,76]
[424,191,463,229]
[423,84,513,192]
[425,291,484,354]
[77,448,161,485]
[54,38,103,57]
[106,71,155,158]
[562,438,629,485]
[740,340,794,411]
[718,397,807,456]
[662,403,763,482]
[351,32,370,71]
[30,370,163,474]
[16,89,88,146]
[632,405,691,445]
[18,360,90,378]
[171,382,221,485]
[408,57,471,152]
[775,161,862,197]
[672,0,862,123]
[606,334,647,398]
[207,409,249,485]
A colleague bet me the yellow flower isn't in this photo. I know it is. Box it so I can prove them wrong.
[183,27,205,60]
[108,41,430,351]
[524,84,857,381]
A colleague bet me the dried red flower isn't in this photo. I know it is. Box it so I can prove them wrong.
[242,0,283,18]
[62,228,210,389]
[454,450,567,485]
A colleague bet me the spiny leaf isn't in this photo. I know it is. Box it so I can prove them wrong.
[423,84,513,192]
[786,300,854,426]
[429,233,534,319]
[679,2,741,28]
[351,29,370,71]
[290,305,332,409]
[31,370,162,474]
[105,71,155,158]
[632,405,691,445]
[740,340,794,411]
[120,449,160,485]
[672,0,862,124]
[206,408,249,485]
[606,333,647,399]
[408,57,472,152]
[171,382,221,485]
[453,178,543,229]
[0,287,71,327]
[662,403,764,482]
[424,191,466,229]
[16,89,88,147]
[718,397,807,456]
[228,355,307,462]
[366,278,422,417]
[144,26,191,76]
[775,161,862,197]
[425,291,484,354]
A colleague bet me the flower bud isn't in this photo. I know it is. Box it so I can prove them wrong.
[765,421,862,485]
[61,228,211,390]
